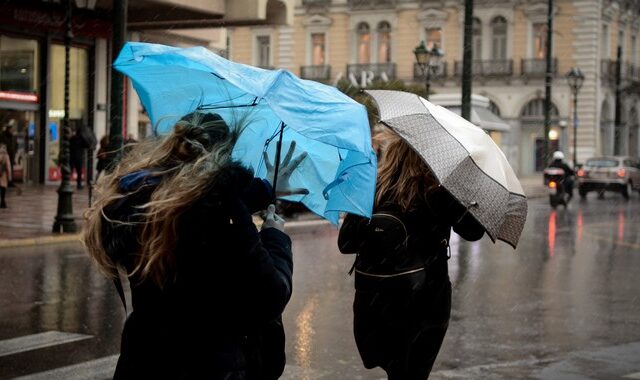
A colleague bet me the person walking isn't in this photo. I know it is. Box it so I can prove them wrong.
[0,123,17,187]
[0,144,11,208]
[338,128,485,380]
[70,127,86,189]
[95,135,109,180]
[83,112,302,379]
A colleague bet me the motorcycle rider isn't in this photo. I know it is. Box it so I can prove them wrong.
[548,151,575,200]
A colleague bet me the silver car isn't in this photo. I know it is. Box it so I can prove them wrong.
[577,156,640,199]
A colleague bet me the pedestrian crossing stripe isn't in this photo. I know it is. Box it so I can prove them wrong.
[0,331,92,357]
[13,355,119,380]
[624,372,640,379]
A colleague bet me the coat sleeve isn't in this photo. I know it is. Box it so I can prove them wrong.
[228,197,293,323]
[338,213,368,254]
[430,188,485,242]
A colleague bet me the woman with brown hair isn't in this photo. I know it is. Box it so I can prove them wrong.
[83,112,299,379]
[338,128,485,379]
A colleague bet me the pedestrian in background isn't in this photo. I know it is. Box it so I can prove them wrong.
[95,135,109,180]
[0,122,17,187]
[338,127,485,380]
[0,144,12,208]
[83,112,302,379]
[69,127,86,189]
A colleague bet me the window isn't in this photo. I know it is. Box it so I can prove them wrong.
[632,35,637,66]
[357,22,371,64]
[256,35,271,68]
[311,33,325,65]
[601,24,610,58]
[425,28,442,50]
[491,16,507,60]
[533,23,547,59]
[473,18,482,59]
[377,21,391,63]
[0,35,39,93]
[619,30,625,62]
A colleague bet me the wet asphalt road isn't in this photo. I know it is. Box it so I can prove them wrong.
[1,194,640,379]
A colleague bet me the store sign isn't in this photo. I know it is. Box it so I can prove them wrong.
[0,91,38,103]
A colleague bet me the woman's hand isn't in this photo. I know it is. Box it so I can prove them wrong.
[264,141,309,196]
[261,204,285,232]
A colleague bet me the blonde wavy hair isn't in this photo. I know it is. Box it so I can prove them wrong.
[374,127,439,212]
[83,112,245,286]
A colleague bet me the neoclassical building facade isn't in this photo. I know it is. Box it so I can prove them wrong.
[227,0,640,175]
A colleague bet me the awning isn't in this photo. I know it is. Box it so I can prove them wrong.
[447,106,511,132]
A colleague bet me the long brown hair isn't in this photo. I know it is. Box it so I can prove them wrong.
[83,112,245,286]
[374,127,439,212]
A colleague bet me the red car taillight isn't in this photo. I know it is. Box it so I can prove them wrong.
[617,168,626,178]
[577,169,586,177]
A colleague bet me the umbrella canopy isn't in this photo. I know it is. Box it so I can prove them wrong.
[366,90,527,248]
[114,42,377,223]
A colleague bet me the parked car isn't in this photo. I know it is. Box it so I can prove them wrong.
[576,156,640,200]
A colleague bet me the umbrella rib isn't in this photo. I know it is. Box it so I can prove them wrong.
[198,97,259,110]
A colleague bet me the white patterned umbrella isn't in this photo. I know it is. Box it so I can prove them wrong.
[366,90,527,248]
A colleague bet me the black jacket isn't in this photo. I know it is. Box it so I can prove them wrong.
[338,188,485,376]
[102,162,293,380]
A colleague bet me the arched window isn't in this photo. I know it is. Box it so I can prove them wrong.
[357,22,371,64]
[473,18,482,59]
[628,107,638,157]
[377,21,392,63]
[601,100,612,155]
[520,98,559,119]
[491,16,507,60]
[488,100,501,117]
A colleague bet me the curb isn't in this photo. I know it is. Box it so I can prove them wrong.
[0,233,81,249]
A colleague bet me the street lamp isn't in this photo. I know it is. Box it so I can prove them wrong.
[414,41,443,100]
[566,67,585,168]
[53,0,96,232]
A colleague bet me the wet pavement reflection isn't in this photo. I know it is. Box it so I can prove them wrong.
[1,196,640,379]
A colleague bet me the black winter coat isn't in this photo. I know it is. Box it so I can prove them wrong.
[338,187,484,379]
[102,162,293,380]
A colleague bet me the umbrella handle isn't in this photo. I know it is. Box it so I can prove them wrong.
[271,122,285,202]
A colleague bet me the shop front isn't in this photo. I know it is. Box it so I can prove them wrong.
[0,34,40,184]
[0,1,110,184]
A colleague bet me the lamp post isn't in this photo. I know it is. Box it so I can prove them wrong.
[566,67,584,168]
[414,41,443,100]
[53,0,96,233]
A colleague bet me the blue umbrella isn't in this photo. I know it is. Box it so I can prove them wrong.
[114,42,376,223]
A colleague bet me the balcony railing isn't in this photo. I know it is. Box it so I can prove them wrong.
[521,58,557,77]
[626,63,640,82]
[347,63,396,81]
[302,0,331,5]
[601,59,617,84]
[348,0,396,10]
[300,65,331,81]
[454,60,513,77]
[413,62,448,80]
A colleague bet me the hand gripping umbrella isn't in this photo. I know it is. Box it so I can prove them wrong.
[114,42,377,223]
[366,90,527,248]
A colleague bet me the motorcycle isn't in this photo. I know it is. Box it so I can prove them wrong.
[543,167,571,209]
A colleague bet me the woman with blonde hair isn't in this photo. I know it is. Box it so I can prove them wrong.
[84,112,299,379]
[338,127,485,379]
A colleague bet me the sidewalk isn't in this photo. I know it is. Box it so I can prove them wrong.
[0,176,547,248]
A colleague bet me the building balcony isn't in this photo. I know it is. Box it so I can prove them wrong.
[521,58,557,79]
[302,0,331,4]
[300,65,331,81]
[601,59,617,85]
[626,63,640,83]
[412,62,448,80]
[347,63,396,81]
[454,60,513,77]
[348,0,397,10]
